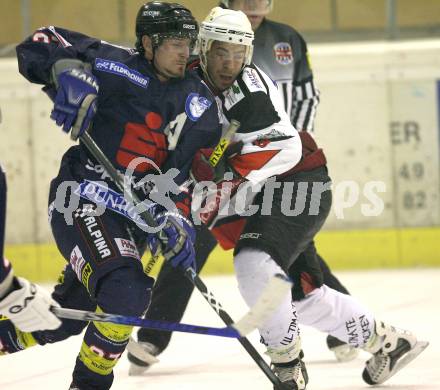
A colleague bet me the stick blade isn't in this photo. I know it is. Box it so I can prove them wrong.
[232,274,292,337]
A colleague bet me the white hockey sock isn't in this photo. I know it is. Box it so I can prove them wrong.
[234,248,300,362]
[295,285,375,348]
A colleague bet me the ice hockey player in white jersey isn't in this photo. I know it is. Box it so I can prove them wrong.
[221,0,358,361]
[130,0,356,370]
[129,6,428,389]
[189,7,429,389]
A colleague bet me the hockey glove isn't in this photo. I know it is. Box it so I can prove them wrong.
[0,276,61,332]
[147,210,196,270]
[51,66,99,140]
[190,141,243,183]
[195,177,244,228]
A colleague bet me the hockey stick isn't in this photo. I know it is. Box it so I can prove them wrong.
[52,307,240,338]
[52,273,291,339]
[180,122,289,389]
[80,131,288,389]
[209,119,240,166]
[183,267,288,388]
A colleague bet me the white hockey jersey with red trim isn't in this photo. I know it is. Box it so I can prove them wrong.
[216,64,302,186]
[193,65,303,245]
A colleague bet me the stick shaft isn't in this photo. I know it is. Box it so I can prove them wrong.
[209,119,240,166]
[81,132,157,227]
[52,307,239,338]
[184,269,285,388]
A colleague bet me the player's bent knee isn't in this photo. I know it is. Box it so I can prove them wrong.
[96,266,154,317]
[234,248,285,280]
[234,248,288,307]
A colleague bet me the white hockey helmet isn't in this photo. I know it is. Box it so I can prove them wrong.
[199,7,254,74]
[220,0,273,16]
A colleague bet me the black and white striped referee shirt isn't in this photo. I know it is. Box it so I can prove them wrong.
[252,18,320,132]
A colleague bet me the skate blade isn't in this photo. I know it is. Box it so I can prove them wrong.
[378,340,429,384]
[126,337,160,365]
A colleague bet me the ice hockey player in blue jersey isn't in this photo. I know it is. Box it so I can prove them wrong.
[0,2,221,389]
[0,163,62,333]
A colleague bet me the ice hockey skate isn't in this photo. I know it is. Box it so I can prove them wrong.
[127,338,160,376]
[362,320,429,385]
[267,338,308,390]
[272,357,308,390]
[326,335,359,362]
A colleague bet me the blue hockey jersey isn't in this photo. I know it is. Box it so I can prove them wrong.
[16,27,221,217]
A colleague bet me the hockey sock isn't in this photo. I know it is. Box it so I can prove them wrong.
[73,307,132,389]
[295,285,375,348]
[234,248,300,359]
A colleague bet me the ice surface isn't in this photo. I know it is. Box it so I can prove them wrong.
[1,269,438,389]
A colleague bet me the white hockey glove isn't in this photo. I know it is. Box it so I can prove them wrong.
[0,276,61,332]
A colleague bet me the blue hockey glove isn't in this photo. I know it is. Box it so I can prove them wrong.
[147,211,196,270]
[50,67,99,140]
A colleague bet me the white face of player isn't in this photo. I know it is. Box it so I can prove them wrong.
[145,37,191,81]
[228,0,271,30]
[206,41,247,92]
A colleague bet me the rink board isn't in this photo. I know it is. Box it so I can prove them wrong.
[1,40,440,278]
[6,226,440,282]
